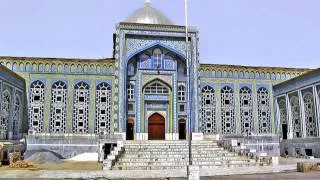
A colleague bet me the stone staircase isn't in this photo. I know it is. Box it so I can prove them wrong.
[112,140,259,170]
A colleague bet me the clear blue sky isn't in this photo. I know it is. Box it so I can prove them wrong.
[0,0,319,68]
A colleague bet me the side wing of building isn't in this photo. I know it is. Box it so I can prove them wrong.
[0,64,26,140]
[0,57,115,136]
[273,68,320,157]
[198,64,309,136]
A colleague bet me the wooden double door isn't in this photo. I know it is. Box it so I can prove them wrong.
[148,113,165,140]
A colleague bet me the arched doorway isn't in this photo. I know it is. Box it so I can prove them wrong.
[179,119,186,140]
[126,119,134,140]
[148,113,165,140]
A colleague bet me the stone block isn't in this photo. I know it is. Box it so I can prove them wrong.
[188,165,199,180]
[297,162,318,173]
[231,140,237,147]
[271,156,279,166]
[192,133,203,140]
[114,132,126,140]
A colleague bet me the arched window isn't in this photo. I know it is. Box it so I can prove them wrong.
[29,80,45,133]
[73,82,90,133]
[12,94,22,138]
[221,86,235,134]
[0,90,11,139]
[144,82,169,95]
[50,81,67,133]
[95,82,112,134]
[178,85,186,102]
[257,87,271,133]
[303,93,317,137]
[200,86,216,134]
[127,83,134,100]
[239,87,253,134]
[290,96,301,138]
[153,48,162,68]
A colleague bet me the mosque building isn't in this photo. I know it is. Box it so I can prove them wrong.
[0,1,319,166]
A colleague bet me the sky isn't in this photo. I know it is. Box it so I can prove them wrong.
[0,0,319,68]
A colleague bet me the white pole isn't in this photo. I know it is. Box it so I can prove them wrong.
[185,0,192,165]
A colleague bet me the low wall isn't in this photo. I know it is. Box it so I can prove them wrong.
[220,135,280,157]
[280,138,320,158]
[25,134,101,159]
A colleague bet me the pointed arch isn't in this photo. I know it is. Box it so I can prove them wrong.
[257,87,271,133]
[143,80,170,95]
[142,78,172,93]
[95,82,112,134]
[73,82,90,133]
[50,81,68,133]
[221,85,235,134]
[29,80,45,133]
[303,92,317,137]
[200,85,216,134]
[239,86,253,134]
[0,90,11,139]
[126,42,186,62]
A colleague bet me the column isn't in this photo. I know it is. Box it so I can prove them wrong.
[313,85,320,136]
[286,94,293,139]
[274,97,280,136]
[298,89,306,138]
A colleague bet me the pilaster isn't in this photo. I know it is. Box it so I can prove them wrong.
[286,94,293,139]
[89,80,96,133]
[252,82,259,133]
[8,87,15,140]
[234,81,241,134]
[216,81,221,133]
[67,79,74,133]
[43,79,51,132]
[270,84,276,134]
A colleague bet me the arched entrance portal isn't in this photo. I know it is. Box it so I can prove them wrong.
[179,119,186,140]
[148,113,165,140]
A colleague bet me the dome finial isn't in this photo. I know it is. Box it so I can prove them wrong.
[145,0,151,5]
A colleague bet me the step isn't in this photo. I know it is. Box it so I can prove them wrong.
[192,160,255,166]
[118,157,189,162]
[120,153,240,159]
[122,151,188,155]
[191,153,238,158]
[124,144,220,148]
[112,165,186,170]
[191,156,251,161]
[121,154,188,159]
[115,161,189,166]
[199,163,258,169]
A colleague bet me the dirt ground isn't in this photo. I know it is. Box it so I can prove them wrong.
[0,160,102,171]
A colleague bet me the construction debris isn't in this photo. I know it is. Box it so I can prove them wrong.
[9,161,37,169]
[9,152,21,165]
